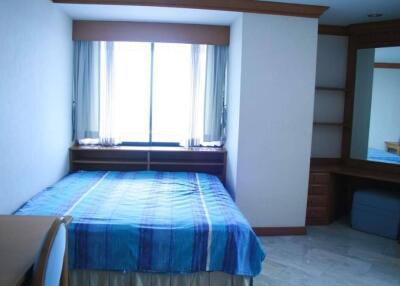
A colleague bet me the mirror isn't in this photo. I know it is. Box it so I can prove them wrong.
[351,46,400,165]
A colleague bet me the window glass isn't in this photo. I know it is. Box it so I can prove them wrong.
[112,42,152,142]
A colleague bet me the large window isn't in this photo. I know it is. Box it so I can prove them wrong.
[73,41,228,147]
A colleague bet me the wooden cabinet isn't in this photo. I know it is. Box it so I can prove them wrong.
[306,170,334,225]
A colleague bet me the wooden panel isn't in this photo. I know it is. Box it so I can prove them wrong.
[310,172,330,184]
[315,86,347,92]
[150,150,225,164]
[307,168,335,226]
[306,207,328,220]
[53,0,328,18]
[253,227,306,236]
[73,21,230,45]
[348,19,400,36]
[374,62,400,69]
[307,194,329,207]
[309,185,329,196]
[306,217,331,225]
[318,25,348,36]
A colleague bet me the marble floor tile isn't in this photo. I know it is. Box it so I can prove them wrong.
[254,221,400,286]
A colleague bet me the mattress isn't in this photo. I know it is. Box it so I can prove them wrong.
[15,171,265,277]
[367,148,400,164]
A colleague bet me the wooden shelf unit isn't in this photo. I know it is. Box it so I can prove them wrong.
[69,146,227,183]
[313,122,344,126]
[313,86,346,128]
[315,86,346,92]
[306,170,335,225]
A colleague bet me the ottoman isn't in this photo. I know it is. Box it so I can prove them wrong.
[351,189,400,239]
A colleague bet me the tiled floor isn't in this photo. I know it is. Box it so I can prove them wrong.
[254,221,400,286]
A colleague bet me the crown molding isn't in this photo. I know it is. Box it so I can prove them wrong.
[318,25,348,36]
[52,0,328,18]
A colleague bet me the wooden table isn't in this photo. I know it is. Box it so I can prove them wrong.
[0,216,62,286]
[385,141,400,155]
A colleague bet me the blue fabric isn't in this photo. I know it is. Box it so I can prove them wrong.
[15,171,265,276]
[352,190,400,239]
[367,148,400,164]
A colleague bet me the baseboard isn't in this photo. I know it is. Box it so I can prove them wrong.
[253,226,307,236]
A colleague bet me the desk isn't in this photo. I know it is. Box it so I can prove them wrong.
[308,162,400,225]
[0,216,68,286]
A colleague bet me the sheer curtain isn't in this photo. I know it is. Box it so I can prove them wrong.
[183,45,207,147]
[73,41,120,145]
[98,42,121,145]
[204,45,228,144]
[183,44,228,147]
[73,41,100,140]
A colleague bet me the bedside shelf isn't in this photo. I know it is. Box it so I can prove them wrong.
[150,162,225,166]
[72,160,147,165]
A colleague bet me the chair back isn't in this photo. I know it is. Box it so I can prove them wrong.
[33,218,66,286]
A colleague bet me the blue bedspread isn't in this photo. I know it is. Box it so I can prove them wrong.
[368,148,400,164]
[15,171,265,276]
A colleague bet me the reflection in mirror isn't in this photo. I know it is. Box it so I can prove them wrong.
[351,46,400,165]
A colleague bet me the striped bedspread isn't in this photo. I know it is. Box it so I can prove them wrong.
[15,171,265,276]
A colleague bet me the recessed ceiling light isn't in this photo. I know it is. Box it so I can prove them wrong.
[368,13,383,18]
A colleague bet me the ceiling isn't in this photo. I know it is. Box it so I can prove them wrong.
[261,0,400,26]
[57,4,239,25]
[56,0,400,26]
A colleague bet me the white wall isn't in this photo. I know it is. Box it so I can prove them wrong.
[226,13,318,227]
[0,0,73,214]
[225,15,243,197]
[369,68,400,150]
[312,35,348,158]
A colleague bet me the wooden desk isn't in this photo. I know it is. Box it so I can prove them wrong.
[385,141,400,155]
[0,216,65,286]
[308,162,400,225]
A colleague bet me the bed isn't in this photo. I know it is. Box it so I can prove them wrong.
[15,170,265,286]
[367,148,400,164]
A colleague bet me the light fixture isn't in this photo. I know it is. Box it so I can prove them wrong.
[368,13,383,18]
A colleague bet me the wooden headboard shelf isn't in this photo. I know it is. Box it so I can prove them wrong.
[69,146,227,183]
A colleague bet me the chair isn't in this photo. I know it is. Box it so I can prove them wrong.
[33,218,67,286]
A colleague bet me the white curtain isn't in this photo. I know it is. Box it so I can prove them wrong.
[204,45,228,144]
[73,41,120,145]
[98,42,121,145]
[73,41,100,140]
[183,45,228,147]
[183,45,207,147]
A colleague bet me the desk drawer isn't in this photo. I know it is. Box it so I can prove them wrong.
[309,185,329,196]
[306,207,328,220]
[307,194,329,207]
[310,173,330,185]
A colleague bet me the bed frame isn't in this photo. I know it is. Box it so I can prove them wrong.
[69,145,227,184]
